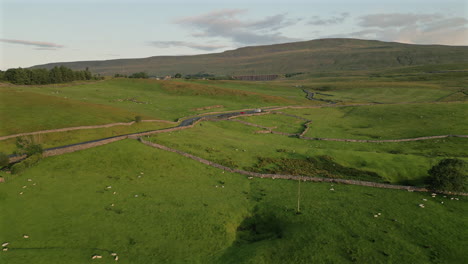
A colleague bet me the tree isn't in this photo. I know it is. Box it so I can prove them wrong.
[174,73,182,78]
[135,116,142,123]
[15,137,43,156]
[427,159,467,192]
[0,152,9,168]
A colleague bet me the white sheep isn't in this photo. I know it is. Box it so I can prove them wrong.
[1,243,8,247]
[2,248,7,252]
[111,253,117,256]
[115,256,119,261]
[23,235,29,239]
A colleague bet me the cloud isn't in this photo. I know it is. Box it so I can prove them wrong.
[174,9,301,45]
[358,13,441,28]
[149,41,227,51]
[308,13,349,25]
[350,13,468,45]
[0,38,64,49]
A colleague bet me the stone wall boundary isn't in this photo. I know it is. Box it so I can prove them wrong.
[0,119,177,141]
[137,139,468,196]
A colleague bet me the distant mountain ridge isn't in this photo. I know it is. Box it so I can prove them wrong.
[31,38,468,76]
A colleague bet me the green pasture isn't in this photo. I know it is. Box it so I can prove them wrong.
[0,140,466,263]
[6,79,305,123]
[279,103,468,140]
[237,113,307,134]
[0,89,145,136]
[148,120,467,184]
[0,121,174,154]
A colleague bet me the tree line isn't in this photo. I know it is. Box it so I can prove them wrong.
[0,66,99,85]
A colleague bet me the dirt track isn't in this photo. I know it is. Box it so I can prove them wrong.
[0,119,177,141]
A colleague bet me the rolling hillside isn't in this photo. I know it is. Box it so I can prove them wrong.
[31,38,468,76]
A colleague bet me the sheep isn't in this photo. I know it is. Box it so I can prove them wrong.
[23,235,29,238]
[2,243,8,247]
[110,253,117,256]
[422,198,427,201]
[2,248,7,252]
[329,188,334,191]
[107,186,112,189]
[418,204,425,208]
[27,179,32,182]
[22,186,27,189]
[115,256,119,261]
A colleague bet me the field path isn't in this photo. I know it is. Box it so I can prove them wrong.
[0,120,177,141]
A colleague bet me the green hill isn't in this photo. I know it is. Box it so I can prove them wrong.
[31,38,468,76]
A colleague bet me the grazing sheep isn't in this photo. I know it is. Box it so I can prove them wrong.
[27,179,32,182]
[330,188,334,191]
[2,243,8,247]
[23,235,29,238]
[111,253,117,256]
[19,192,23,195]
[374,215,378,218]
[115,256,119,261]
[22,186,27,189]
[419,204,425,208]
[2,248,7,252]
[422,198,427,201]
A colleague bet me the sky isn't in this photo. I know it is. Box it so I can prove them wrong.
[0,0,467,69]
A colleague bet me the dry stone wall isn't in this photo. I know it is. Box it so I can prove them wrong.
[138,139,468,196]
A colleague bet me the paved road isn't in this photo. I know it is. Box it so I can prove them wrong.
[178,110,259,127]
[7,110,262,161]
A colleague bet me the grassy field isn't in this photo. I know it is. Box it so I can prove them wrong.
[279,103,468,140]
[0,121,174,154]
[146,120,467,185]
[0,89,148,136]
[1,64,467,263]
[3,79,306,123]
[237,113,307,134]
[1,140,466,263]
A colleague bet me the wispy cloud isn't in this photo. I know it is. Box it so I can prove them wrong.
[174,9,301,45]
[308,13,349,25]
[149,41,227,51]
[0,38,64,49]
[349,13,468,45]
